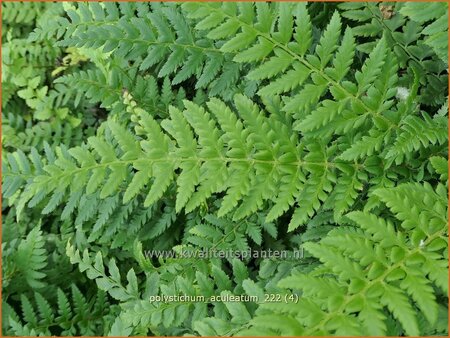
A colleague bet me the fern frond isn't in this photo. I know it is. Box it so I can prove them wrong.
[386,112,447,164]
[56,67,198,119]
[13,95,368,230]
[400,2,448,65]
[3,286,114,336]
[338,1,448,106]
[14,226,47,289]
[2,2,47,26]
[246,182,448,336]
[430,156,448,181]
[55,2,241,97]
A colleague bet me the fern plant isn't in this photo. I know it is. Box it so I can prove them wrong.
[2,2,448,337]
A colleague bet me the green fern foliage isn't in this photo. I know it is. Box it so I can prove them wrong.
[338,2,448,106]
[12,94,369,231]
[3,226,46,291]
[2,2,448,337]
[243,183,448,336]
[4,286,114,336]
[53,2,243,98]
[400,2,448,65]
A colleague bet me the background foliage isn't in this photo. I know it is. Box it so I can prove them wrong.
[2,1,448,336]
